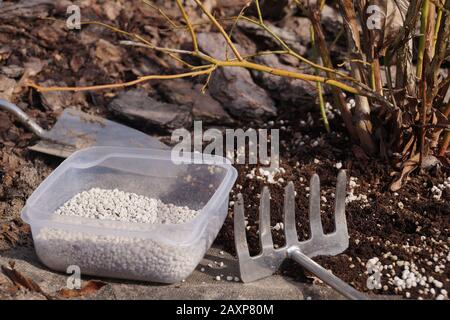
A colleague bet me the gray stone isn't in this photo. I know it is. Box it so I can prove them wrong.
[321,5,343,32]
[252,54,315,105]
[38,80,73,111]
[158,80,233,124]
[279,17,312,46]
[0,65,25,79]
[0,75,16,101]
[109,89,192,130]
[192,84,234,124]
[237,20,307,55]
[197,33,276,121]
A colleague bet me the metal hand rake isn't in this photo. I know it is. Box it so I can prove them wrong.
[234,170,368,300]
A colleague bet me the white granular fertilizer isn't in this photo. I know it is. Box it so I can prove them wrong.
[34,188,204,283]
[54,188,199,224]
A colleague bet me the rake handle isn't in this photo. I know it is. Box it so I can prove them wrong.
[288,247,369,300]
[0,99,47,138]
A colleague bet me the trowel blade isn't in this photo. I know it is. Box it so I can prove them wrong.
[28,108,169,158]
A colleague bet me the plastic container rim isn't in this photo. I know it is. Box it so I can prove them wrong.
[21,146,238,246]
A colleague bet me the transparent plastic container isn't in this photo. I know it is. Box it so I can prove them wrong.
[21,147,237,283]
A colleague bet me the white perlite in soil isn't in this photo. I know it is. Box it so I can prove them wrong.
[34,188,203,283]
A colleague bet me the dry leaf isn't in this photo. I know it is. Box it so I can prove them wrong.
[36,22,64,44]
[429,110,448,148]
[95,39,123,64]
[1,261,52,299]
[368,0,409,55]
[390,151,421,191]
[57,280,107,299]
[38,80,73,111]
[0,272,19,296]
[103,2,122,20]
[0,75,16,101]
[23,57,46,77]
[384,0,409,44]
[390,151,439,191]
[421,155,441,169]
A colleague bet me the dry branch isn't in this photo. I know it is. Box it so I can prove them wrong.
[27,0,449,181]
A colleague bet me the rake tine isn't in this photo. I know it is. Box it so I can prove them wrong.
[234,172,365,299]
[284,182,298,244]
[309,174,324,238]
[334,170,348,235]
[234,193,251,261]
[260,187,274,254]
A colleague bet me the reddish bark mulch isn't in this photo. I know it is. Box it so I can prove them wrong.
[0,0,448,300]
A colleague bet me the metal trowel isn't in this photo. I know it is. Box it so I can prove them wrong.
[0,99,169,158]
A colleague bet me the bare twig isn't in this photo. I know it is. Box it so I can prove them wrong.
[419,1,436,165]
[142,0,179,28]
[175,0,198,52]
[428,0,450,98]
[417,0,430,79]
[310,17,330,132]
[28,68,216,92]
[192,0,243,61]
[225,1,252,60]
[30,0,414,164]
[338,0,376,154]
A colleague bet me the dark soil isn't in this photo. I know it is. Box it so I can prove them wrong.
[215,106,450,299]
[0,0,448,300]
